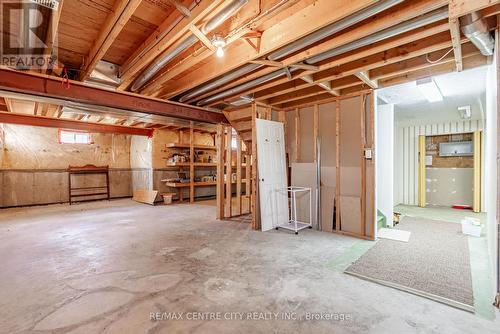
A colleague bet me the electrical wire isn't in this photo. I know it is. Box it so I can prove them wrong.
[425,48,454,64]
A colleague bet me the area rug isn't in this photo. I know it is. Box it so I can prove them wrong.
[345,217,474,312]
[377,227,411,242]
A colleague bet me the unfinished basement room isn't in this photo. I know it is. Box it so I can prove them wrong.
[1,0,500,333]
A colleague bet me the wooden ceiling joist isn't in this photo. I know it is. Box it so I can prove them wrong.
[80,0,143,80]
[0,112,154,136]
[449,0,500,18]
[354,71,378,89]
[379,52,488,87]
[173,11,451,106]
[0,68,227,124]
[155,0,383,99]
[156,0,447,99]
[117,0,225,90]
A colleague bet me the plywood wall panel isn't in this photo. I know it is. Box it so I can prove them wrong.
[299,106,314,163]
[319,102,337,167]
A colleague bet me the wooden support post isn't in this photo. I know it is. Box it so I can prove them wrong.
[216,124,225,219]
[335,102,341,232]
[473,131,482,213]
[189,123,195,203]
[225,127,232,218]
[418,135,426,208]
[246,151,251,213]
[366,92,376,240]
[295,108,301,162]
[236,136,242,215]
[360,95,367,237]
[251,103,260,229]
[313,104,319,161]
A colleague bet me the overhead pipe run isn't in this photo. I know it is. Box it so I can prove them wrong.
[130,0,249,92]
[194,7,449,106]
[178,0,405,103]
[460,12,495,56]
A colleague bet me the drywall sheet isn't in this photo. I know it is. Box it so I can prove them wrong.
[340,195,362,235]
[291,162,317,229]
[426,168,474,206]
[339,97,362,234]
[321,186,335,232]
[299,106,314,162]
[319,102,337,167]
[320,166,336,232]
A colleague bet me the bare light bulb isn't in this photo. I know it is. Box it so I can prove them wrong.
[216,46,224,57]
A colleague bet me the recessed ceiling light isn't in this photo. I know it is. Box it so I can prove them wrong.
[416,77,443,102]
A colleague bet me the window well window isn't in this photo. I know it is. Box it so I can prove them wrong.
[59,130,92,144]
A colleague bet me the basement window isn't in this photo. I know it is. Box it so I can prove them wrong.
[58,130,92,144]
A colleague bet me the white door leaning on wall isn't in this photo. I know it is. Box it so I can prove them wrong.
[255,119,289,231]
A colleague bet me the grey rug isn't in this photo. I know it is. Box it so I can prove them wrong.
[345,217,474,312]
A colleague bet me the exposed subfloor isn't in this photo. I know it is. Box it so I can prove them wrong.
[0,199,499,333]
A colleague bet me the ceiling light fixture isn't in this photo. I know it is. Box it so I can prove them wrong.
[211,35,226,58]
[416,77,443,102]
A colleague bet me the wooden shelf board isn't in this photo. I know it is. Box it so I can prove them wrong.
[166,143,216,150]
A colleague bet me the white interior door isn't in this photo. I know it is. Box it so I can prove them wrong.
[256,119,288,231]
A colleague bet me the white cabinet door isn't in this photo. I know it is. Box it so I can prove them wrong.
[256,119,288,231]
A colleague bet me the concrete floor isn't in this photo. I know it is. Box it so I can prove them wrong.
[1,199,499,333]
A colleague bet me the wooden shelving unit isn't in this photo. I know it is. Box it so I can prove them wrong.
[163,125,218,203]
[166,143,217,150]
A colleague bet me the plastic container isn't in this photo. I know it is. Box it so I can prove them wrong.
[162,193,174,205]
[461,218,481,237]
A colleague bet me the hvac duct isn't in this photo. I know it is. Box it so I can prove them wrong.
[461,12,494,56]
[195,7,448,106]
[130,0,249,92]
[179,0,405,103]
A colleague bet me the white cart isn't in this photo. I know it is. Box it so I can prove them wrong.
[276,186,313,234]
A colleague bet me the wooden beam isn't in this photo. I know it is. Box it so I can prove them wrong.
[156,0,381,98]
[189,24,216,51]
[188,19,450,105]
[236,136,242,215]
[0,68,227,124]
[354,71,378,89]
[157,0,444,99]
[44,0,64,74]
[249,59,283,67]
[0,112,153,136]
[190,124,195,203]
[449,17,463,72]
[80,0,142,80]
[379,53,487,87]
[312,32,461,84]
[251,103,259,229]
[225,127,232,218]
[371,42,480,80]
[449,0,500,18]
[216,124,225,219]
[118,0,225,89]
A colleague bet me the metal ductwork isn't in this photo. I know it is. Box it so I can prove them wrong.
[179,0,405,103]
[460,12,494,56]
[194,7,448,106]
[130,0,249,92]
